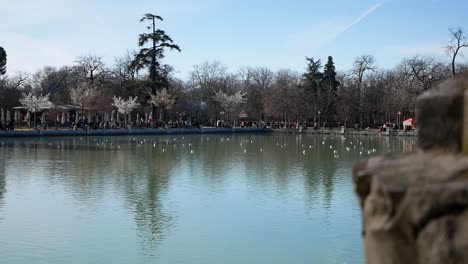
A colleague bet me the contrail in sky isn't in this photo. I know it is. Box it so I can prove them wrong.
[342,1,384,33]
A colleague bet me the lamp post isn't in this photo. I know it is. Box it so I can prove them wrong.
[398,111,401,131]
[318,111,321,130]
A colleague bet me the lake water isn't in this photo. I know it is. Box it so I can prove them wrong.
[0,133,414,264]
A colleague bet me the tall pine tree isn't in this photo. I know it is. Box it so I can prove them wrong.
[320,56,339,124]
[130,13,181,121]
[303,57,323,122]
[0,47,6,75]
[322,56,338,90]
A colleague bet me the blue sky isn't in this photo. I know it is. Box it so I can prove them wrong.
[1,0,467,79]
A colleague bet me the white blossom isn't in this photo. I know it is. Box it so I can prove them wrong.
[148,88,175,110]
[19,92,53,113]
[213,90,246,113]
[112,96,139,114]
[70,82,99,110]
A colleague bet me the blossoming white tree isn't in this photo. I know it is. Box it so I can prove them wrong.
[112,96,139,125]
[19,92,53,127]
[148,88,175,121]
[213,90,246,124]
[70,82,100,118]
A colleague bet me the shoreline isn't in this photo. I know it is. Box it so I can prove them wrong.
[0,127,417,138]
[0,127,273,138]
[273,128,417,137]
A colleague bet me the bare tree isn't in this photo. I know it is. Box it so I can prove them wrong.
[352,55,375,126]
[446,27,468,76]
[74,55,106,85]
[401,55,449,93]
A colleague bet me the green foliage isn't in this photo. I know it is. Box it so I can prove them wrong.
[303,56,340,122]
[322,56,339,91]
[323,56,336,81]
[0,47,6,75]
[130,13,181,88]
[303,57,322,93]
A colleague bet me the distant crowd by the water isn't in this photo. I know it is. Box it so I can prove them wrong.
[0,116,415,136]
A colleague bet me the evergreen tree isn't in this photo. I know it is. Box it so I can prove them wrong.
[303,57,322,93]
[320,56,339,124]
[303,57,323,123]
[322,56,338,90]
[0,47,6,75]
[130,13,181,120]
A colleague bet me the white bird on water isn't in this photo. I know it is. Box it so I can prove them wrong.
[190,149,194,154]
[260,148,263,152]
[346,147,350,151]
[244,149,247,153]
[302,150,306,155]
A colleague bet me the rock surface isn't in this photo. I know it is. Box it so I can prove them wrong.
[354,152,468,264]
[415,71,468,153]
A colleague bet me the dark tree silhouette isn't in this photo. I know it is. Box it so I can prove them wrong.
[130,13,181,120]
[446,27,468,76]
[0,47,6,75]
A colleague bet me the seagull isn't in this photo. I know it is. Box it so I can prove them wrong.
[244,149,247,153]
[346,147,350,151]
[260,148,263,152]
[302,150,306,155]
[190,150,194,154]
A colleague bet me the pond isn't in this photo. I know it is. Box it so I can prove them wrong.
[0,133,415,263]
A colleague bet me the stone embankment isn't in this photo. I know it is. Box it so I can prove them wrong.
[274,128,416,137]
[0,127,272,138]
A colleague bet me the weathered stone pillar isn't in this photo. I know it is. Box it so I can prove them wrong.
[354,72,468,264]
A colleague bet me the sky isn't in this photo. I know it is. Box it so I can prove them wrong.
[1,0,468,79]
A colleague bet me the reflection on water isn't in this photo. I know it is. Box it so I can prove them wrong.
[0,134,414,264]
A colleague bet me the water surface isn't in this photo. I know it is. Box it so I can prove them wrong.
[0,134,414,263]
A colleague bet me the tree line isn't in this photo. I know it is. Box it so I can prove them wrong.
[0,15,467,128]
